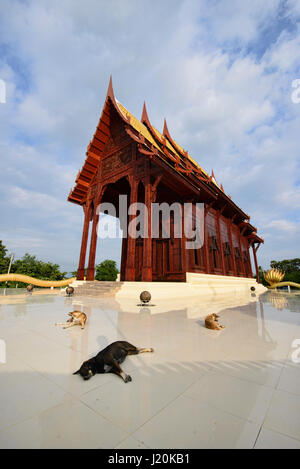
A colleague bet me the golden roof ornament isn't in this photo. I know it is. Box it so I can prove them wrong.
[264,268,285,286]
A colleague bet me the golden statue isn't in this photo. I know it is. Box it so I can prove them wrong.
[264,268,285,286]
[264,268,300,290]
[0,273,76,288]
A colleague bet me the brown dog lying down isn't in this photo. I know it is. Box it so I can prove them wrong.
[56,311,87,330]
[205,313,225,330]
[73,341,154,383]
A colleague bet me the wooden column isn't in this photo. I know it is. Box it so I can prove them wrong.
[204,208,210,274]
[77,200,91,280]
[120,237,128,281]
[169,216,174,273]
[247,243,253,278]
[228,219,237,276]
[142,172,152,281]
[252,243,260,283]
[237,229,246,278]
[119,207,128,281]
[86,186,105,281]
[186,199,195,272]
[125,176,138,280]
[150,174,163,279]
[180,202,187,276]
[189,204,196,270]
[217,212,226,275]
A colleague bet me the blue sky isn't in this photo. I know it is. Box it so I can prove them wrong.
[0,0,299,273]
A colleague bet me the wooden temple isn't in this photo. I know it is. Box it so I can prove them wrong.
[68,78,264,283]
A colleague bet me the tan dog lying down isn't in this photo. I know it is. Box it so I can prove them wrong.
[56,311,87,330]
[205,313,225,330]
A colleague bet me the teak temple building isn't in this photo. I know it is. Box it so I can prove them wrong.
[68,78,263,283]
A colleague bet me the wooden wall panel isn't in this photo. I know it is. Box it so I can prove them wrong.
[219,216,235,276]
[205,209,222,274]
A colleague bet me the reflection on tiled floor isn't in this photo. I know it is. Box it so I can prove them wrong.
[0,289,300,448]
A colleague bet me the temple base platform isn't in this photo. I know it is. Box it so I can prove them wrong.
[71,273,267,302]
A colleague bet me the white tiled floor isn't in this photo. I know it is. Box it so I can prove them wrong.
[0,397,127,449]
[0,289,300,448]
[132,395,260,449]
[254,428,300,449]
[263,389,300,441]
[183,371,274,425]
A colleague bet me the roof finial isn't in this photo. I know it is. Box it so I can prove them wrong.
[141,101,151,125]
[163,118,171,139]
[106,75,115,101]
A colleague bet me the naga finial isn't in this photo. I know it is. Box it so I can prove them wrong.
[264,268,285,286]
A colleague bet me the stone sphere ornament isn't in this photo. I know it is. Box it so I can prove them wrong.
[140,291,151,304]
[26,284,34,292]
[137,290,154,307]
[66,286,74,297]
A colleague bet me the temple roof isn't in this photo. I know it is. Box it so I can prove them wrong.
[67,77,263,244]
[67,77,216,205]
[116,99,212,185]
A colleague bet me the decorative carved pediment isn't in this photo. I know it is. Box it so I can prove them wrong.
[101,145,132,177]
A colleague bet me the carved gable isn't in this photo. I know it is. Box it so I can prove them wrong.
[101,145,132,178]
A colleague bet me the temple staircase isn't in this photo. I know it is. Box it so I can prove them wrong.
[72,281,124,298]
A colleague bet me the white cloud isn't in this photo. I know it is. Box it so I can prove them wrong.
[277,188,300,208]
[265,219,299,233]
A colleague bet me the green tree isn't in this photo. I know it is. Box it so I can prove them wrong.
[283,271,300,284]
[0,243,68,288]
[71,269,86,278]
[270,258,300,273]
[95,260,119,281]
[256,266,268,286]
[269,258,300,286]
[1,252,66,288]
[11,253,66,280]
[0,240,9,274]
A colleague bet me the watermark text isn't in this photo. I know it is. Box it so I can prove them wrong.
[96,197,204,249]
[291,339,300,364]
[0,79,6,103]
[291,79,300,104]
[0,339,6,364]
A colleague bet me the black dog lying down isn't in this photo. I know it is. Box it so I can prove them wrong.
[73,341,154,383]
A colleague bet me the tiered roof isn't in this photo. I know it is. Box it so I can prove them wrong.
[68,77,263,244]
